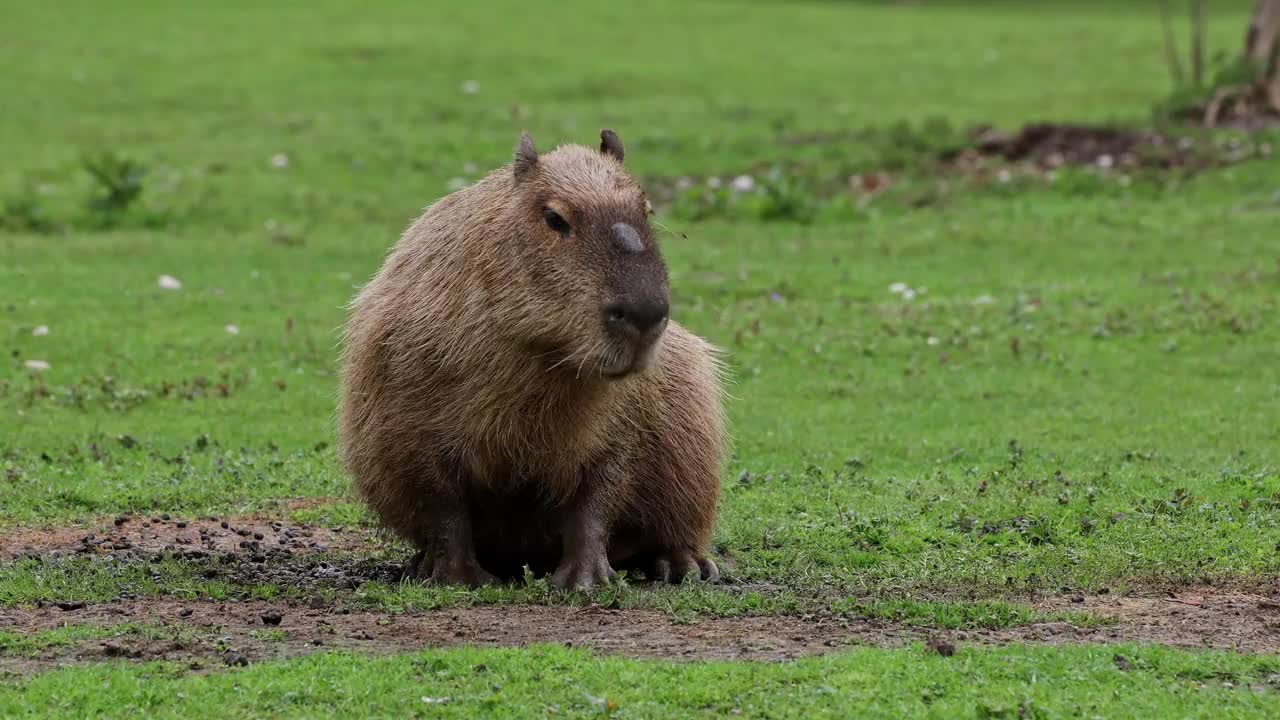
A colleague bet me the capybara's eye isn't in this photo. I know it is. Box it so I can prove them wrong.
[543,208,571,234]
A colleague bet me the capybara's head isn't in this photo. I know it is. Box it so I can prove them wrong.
[506,129,669,379]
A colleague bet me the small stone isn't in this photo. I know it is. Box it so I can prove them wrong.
[926,637,955,657]
[260,611,283,626]
[1071,595,1085,603]
[101,642,141,658]
[224,653,249,667]
[179,608,193,618]
[56,601,86,611]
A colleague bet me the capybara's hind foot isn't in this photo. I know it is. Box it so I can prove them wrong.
[652,550,719,584]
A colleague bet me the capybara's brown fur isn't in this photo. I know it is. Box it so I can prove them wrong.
[337,129,725,589]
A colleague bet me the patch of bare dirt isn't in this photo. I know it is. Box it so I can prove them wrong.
[951,122,1269,172]
[1026,588,1280,653]
[2,588,1279,677]
[0,599,897,677]
[0,513,378,561]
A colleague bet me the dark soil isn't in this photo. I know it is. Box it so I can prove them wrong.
[3,590,1280,678]
[949,122,1269,172]
[0,513,382,561]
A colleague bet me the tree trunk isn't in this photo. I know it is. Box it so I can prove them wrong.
[1191,0,1206,87]
[1204,0,1280,125]
[1159,0,1186,87]
[1245,0,1280,106]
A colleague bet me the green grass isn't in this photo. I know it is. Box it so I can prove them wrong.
[3,0,1280,713]
[0,624,209,658]
[832,599,1106,631]
[0,626,120,658]
[5,644,1280,719]
[0,556,279,606]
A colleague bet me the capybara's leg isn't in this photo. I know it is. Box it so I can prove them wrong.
[403,548,432,580]
[550,479,618,591]
[629,439,722,585]
[380,460,499,588]
[417,481,500,587]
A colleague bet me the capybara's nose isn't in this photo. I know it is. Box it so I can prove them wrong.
[604,300,669,335]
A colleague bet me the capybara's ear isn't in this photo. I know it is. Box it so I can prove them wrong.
[599,129,624,163]
[514,132,539,181]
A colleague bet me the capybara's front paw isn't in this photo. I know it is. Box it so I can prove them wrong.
[651,550,719,584]
[424,555,500,588]
[551,554,617,591]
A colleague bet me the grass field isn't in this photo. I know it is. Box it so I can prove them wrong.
[3,0,1280,716]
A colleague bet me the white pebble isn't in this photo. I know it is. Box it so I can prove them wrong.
[31,325,49,336]
[24,360,50,371]
[157,274,182,290]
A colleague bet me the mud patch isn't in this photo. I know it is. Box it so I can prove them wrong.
[950,122,1268,172]
[1029,589,1280,653]
[0,599,893,676]
[2,588,1279,676]
[0,513,382,561]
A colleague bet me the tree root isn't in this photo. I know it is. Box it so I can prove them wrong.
[1202,81,1280,127]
